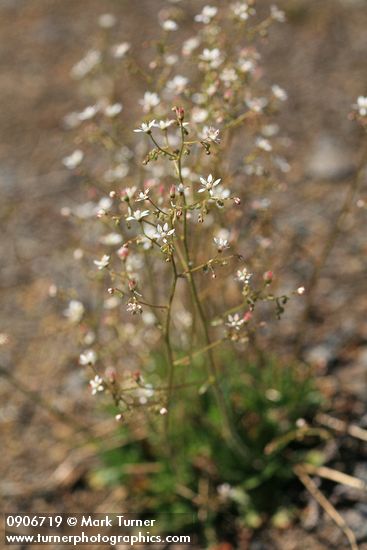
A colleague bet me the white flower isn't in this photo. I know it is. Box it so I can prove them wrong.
[98,197,113,211]
[104,163,129,182]
[200,126,221,144]
[217,483,235,499]
[126,209,150,222]
[271,84,288,101]
[195,5,218,24]
[121,186,137,201]
[297,286,305,295]
[199,174,222,195]
[90,375,104,395]
[139,92,160,113]
[160,407,168,415]
[231,2,251,21]
[166,75,189,95]
[255,137,272,152]
[104,296,121,309]
[200,48,223,69]
[78,104,99,121]
[98,13,116,28]
[62,149,84,169]
[164,54,178,66]
[211,186,230,203]
[0,333,9,346]
[214,237,230,252]
[94,254,110,270]
[99,233,123,246]
[134,120,156,133]
[111,42,131,58]
[220,68,238,85]
[270,5,286,22]
[262,123,280,137]
[79,349,97,366]
[162,19,178,31]
[226,314,244,330]
[274,156,291,173]
[64,300,85,323]
[238,59,256,73]
[155,223,175,243]
[154,119,176,130]
[127,301,143,315]
[200,48,222,68]
[136,384,154,404]
[71,49,101,79]
[182,36,200,56]
[105,103,123,117]
[136,189,150,202]
[192,108,208,123]
[356,96,367,116]
[246,97,268,113]
[236,268,252,284]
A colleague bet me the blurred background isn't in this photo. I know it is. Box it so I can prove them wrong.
[0,0,366,548]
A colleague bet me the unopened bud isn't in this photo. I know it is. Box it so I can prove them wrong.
[105,366,117,383]
[169,185,176,199]
[173,105,185,121]
[128,279,137,291]
[117,245,129,260]
[233,197,241,205]
[132,370,141,383]
[263,271,274,284]
[243,311,252,323]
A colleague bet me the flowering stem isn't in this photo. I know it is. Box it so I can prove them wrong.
[149,133,176,159]
[175,120,248,460]
[164,255,178,433]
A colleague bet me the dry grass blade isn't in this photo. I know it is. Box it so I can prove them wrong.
[303,464,367,491]
[316,413,367,443]
[294,465,359,550]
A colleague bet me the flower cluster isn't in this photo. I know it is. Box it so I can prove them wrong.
[59,3,307,454]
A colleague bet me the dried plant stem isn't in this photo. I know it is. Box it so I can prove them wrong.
[316,413,367,443]
[303,464,366,491]
[294,465,359,550]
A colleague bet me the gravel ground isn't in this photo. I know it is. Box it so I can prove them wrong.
[1,1,367,548]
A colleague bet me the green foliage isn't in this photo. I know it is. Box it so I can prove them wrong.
[93,354,323,542]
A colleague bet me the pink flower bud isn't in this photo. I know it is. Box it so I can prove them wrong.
[224,89,233,101]
[132,370,141,383]
[169,185,176,199]
[105,366,117,383]
[117,245,129,260]
[263,271,274,284]
[243,311,252,323]
[128,279,137,291]
[173,105,185,121]
[233,197,241,205]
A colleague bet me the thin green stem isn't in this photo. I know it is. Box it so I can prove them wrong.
[174,120,248,460]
